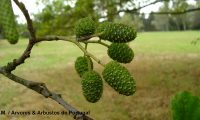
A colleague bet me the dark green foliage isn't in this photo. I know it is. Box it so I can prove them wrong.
[171,91,200,120]
[82,71,103,103]
[75,17,96,39]
[0,0,19,44]
[97,22,136,43]
[108,43,134,63]
[102,61,136,96]
[74,56,93,77]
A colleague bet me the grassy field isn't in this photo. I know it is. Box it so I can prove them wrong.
[0,31,200,120]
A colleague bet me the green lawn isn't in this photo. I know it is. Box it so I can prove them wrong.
[0,31,200,120]
[133,31,200,54]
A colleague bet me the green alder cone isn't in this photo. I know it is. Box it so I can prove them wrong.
[97,22,136,43]
[74,56,93,77]
[108,43,134,63]
[0,0,19,44]
[82,71,103,103]
[75,17,96,39]
[102,61,136,96]
[171,91,200,120]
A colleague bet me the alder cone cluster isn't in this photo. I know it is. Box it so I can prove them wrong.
[74,17,137,103]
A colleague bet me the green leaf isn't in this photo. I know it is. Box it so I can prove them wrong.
[171,91,200,120]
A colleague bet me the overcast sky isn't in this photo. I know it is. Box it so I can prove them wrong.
[12,0,196,23]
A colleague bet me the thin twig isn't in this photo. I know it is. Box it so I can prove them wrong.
[100,0,200,18]
[4,40,34,72]
[77,33,103,41]
[84,40,110,48]
[74,41,105,67]
[84,43,88,56]
[101,0,165,18]
[13,0,36,41]
[118,0,164,13]
[124,7,200,15]
[151,7,200,15]
[36,35,73,43]
[36,36,105,67]
[0,67,93,120]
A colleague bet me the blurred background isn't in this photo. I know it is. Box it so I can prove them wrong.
[0,0,200,120]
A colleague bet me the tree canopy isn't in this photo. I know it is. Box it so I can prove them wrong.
[31,0,200,36]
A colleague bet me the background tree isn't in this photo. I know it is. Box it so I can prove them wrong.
[171,0,189,30]
[33,0,200,36]
[152,1,171,31]
[34,0,72,36]
[186,4,200,30]
[114,13,144,31]
[141,13,156,31]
